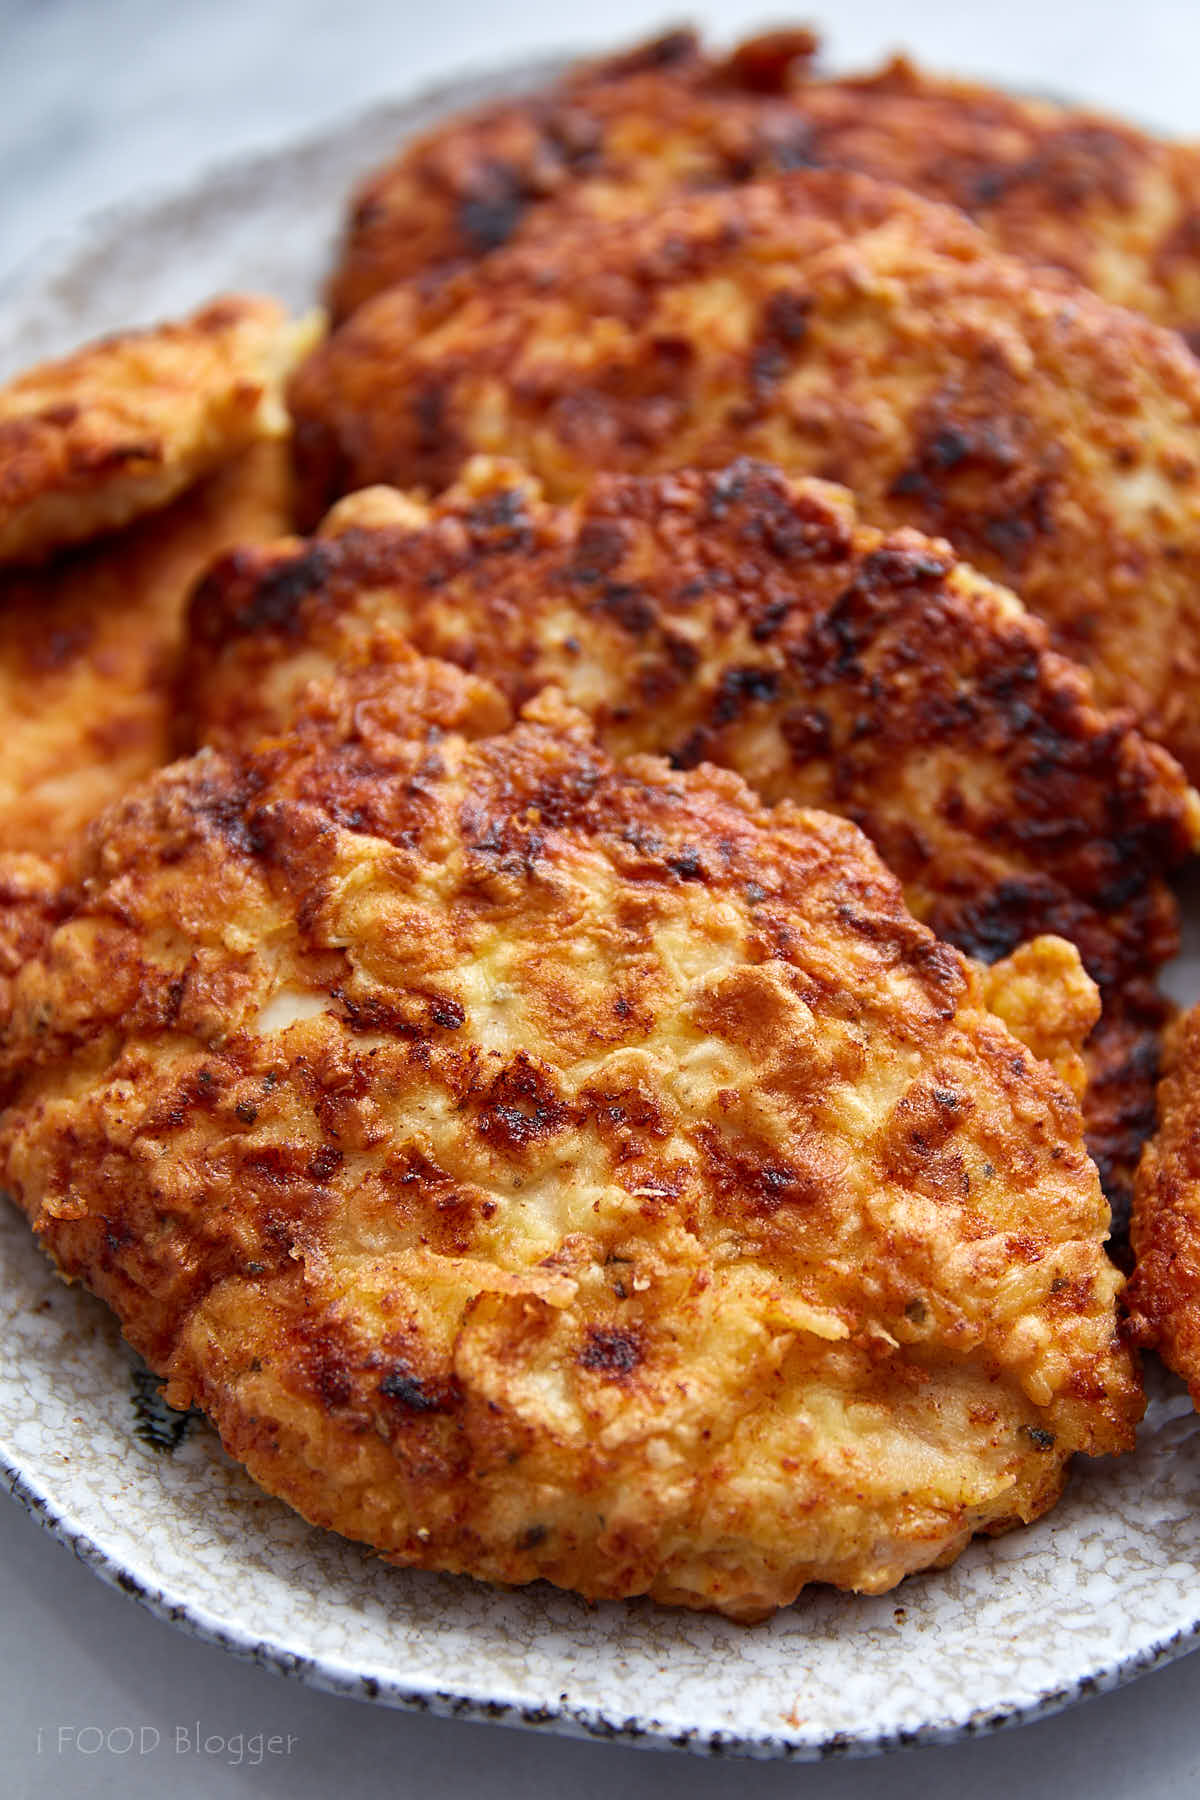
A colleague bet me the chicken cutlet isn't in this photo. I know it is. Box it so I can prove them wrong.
[327,27,819,321]
[0,647,1140,1619]
[0,294,301,566]
[1125,1004,1200,1399]
[0,439,293,1018]
[181,458,1200,1214]
[0,440,291,854]
[328,28,1200,345]
[291,171,1200,784]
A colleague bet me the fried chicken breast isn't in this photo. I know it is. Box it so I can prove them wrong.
[199,460,1197,1208]
[0,649,1140,1618]
[292,171,1200,785]
[0,296,301,566]
[328,29,1200,345]
[1126,1005,1200,1400]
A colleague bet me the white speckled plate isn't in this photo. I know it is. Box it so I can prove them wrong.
[3,58,1200,1763]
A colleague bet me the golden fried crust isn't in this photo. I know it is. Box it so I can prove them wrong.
[182,459,1200,1207]
[0,661,1139,1618]
[292,171,1200,783]
[328,31,1200,344]
[1126,1005,1200,1396]
[0,296,301,566]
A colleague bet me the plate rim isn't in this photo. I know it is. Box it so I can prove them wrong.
[7,1409,1200,1763]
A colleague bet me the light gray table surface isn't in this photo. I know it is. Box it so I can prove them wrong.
[5,1,1200,1793]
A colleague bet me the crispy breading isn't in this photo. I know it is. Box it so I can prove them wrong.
[0,656,1140,1618]
[291,171,1200,784]
[0,296,303,566]
[184,458,1200,1208]
[328,29,1200,344]
[1126,1004,1200,1399]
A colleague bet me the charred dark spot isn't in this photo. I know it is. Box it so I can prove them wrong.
[429,996,466,1030]
[925,427,971,471]
[564,518,629,584]
[518,1524,548,1549]
[662,630,700,675]
[379,1361,456,1413]
[228,545,334,637]
[306,1145,343,1183]
[598,581,656,635]
[710,664,781,726]
[334,986,464,1037]
[747,292,812,405]
[234,1101,259,1125]
[763,288,812,345]
[466,484,532,543]
[1022,1425,1056,1451]
[307,1337,354,1409]
[474,1053,572,1150]
[818,548,951,675]
[934,876,1067,965]
[780,703,832,763]
[666,848,703,880]
[184,766,270,860]
[772,129,823,171]
[889,411,1056,574]
[750,341,788,397]
[413,381,450,451]
[698,1127,822,1216]
[579,1325,643,1378]
[459,162,527,254]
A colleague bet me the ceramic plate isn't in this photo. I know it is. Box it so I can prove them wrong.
[2,57,1200,1763]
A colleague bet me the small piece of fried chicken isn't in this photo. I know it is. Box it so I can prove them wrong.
[0,651,1140,1619]
[184,458,1200,1210]
[291,172,1200,784]
[0,440,291,854]
[1126,1005,1200,1400]
[328,28,1200,345]
[0,295,301,566]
